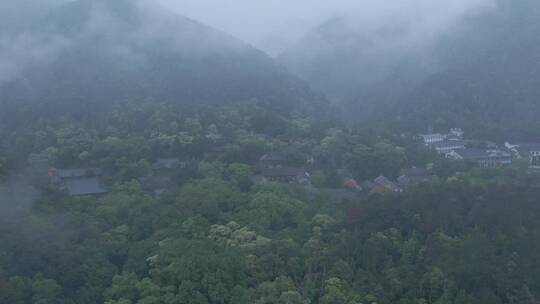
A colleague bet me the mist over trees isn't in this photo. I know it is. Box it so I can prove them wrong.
[0,0,326,128]
[280,0,540,139]
[1,0,540,304]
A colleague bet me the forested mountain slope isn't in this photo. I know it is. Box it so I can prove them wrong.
[280,0,540,139]
[397,0,540,139]
[2,2,540,303]
[0,0,326,127]
[280,16,433,105]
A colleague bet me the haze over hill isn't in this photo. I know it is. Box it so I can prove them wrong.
[159,0,492,56]
[280,0,540,139]
[280,15,440,104]
[3,2,540,304]
[0,0,325,126]
[279,1,496,103]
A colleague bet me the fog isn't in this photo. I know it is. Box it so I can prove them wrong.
[0,0,71,85]
[0,0,496,56]
[2,1,540,302]
[0,173,36,224]
[157,0,495,56]
[0,0,221,86]
[0,0,496,81]
[0,0,68,30]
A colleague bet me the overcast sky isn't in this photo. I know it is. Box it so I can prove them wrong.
[157,0,494,56]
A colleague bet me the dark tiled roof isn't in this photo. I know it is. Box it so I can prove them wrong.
[374,176,402,192]
[455,148,489,160]
[457,149,513,161]
[398,174,434,187]
[63,178,109,196]
[57,168,102,179]
[431,140,466,149]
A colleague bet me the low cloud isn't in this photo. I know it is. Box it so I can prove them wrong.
[0,0,497,82]
[0,33,71,85]
[0,0,72,85]
[0,0,254,86]
[157,0,495,56]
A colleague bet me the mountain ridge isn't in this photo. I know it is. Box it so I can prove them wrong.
[280,0,540,139]
[0,0,327,127]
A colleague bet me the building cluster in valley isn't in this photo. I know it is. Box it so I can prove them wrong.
[253,153,435,197]
[46,158,187,197]
[252,152,311,185]
[358,167,435,195]
[42,127,540,199]
[46,149,428,200]
[420,128,540,171]
[46,152,313,198]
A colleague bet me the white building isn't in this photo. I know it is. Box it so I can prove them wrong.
[505,142,540,166]
[420,128,464,145]
[431,140,466,154]
[420,133,446,145]
[531,151,540,168]
[447,148,513,168]
[450,128,464,139]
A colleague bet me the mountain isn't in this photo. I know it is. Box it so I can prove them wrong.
[398,0,540,139]
[0,0,326,126]
[279,16,435,106]
[280,0,540,140]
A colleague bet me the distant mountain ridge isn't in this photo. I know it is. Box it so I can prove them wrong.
[279,15,436,104]
[0,0,326,126]
[280,0,540,139]
[399,0,540,139]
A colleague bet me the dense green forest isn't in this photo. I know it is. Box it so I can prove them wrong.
[2,0,540,303]
[2,98,540,304]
